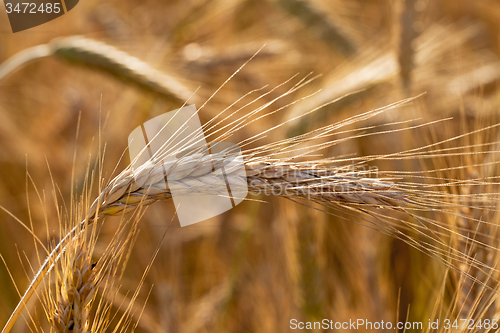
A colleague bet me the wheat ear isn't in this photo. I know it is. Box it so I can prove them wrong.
[51,233,98,333]
[0,36,194,103]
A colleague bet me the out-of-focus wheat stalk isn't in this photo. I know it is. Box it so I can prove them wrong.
[0,36,195,103]
[272,0,356,56]
[182,40,286,69]
[286,20,500,135]
[395,0,420,94]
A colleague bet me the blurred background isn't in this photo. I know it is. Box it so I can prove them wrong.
[1,0,500,332]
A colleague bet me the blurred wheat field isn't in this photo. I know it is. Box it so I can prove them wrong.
[3,0,500,332]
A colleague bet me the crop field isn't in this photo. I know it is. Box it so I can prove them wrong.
[2,1,500,332]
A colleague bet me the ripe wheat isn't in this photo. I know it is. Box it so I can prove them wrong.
[3,35,500,333]
[0,36,194,103]
[50,234,98,333]
[1,132,408,333]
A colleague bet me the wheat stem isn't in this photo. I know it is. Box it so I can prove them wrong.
[0,45,52,82]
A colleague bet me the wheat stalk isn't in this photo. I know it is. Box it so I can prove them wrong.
[395,0,420,94]
[0,36,194,103]
[272,0,356,56]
